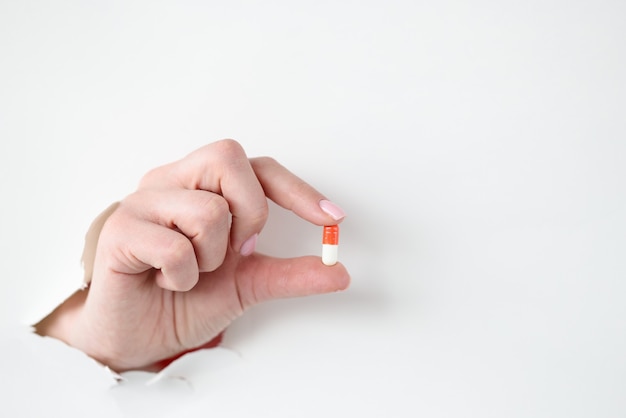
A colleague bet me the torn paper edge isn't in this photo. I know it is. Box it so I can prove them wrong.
[27,200,240,386]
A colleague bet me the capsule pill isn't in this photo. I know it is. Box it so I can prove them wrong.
[322,225,339,266]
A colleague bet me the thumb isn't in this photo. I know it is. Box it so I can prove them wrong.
[235,254,351,309]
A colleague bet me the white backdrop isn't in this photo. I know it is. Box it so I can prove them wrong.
[1,1,625,417]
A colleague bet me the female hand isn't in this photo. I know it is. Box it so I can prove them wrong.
[37,139,350,372]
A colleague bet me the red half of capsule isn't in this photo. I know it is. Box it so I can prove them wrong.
[323,225,339,245]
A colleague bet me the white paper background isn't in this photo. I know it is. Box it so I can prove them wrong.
[1,1,625,417]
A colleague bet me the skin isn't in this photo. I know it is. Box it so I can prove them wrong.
[35,139,350,372]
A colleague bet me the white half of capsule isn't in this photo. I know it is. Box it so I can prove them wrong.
[322,244,338,266]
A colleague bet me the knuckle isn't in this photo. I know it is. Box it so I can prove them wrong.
[213,138,245,159]
[162,236,194,269]
[249,201,269,225]
[204,245,228,272]
[117,191,141,209]
[139,165,168,188]
[192,194,230,227]
[101,204,135,235]
[189,194,230,272]
[118,190,157,219]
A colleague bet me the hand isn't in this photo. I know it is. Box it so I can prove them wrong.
[36,139,350,372]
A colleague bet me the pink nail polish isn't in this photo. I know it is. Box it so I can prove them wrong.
[319,200,346,221]
[240,234,258,256]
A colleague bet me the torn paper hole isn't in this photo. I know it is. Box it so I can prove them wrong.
[29,200,241,393]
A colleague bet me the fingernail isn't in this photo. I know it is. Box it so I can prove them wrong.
[319,199,346,221]
[240,234,258,256]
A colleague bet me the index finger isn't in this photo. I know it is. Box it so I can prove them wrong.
[249,156,346,226]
